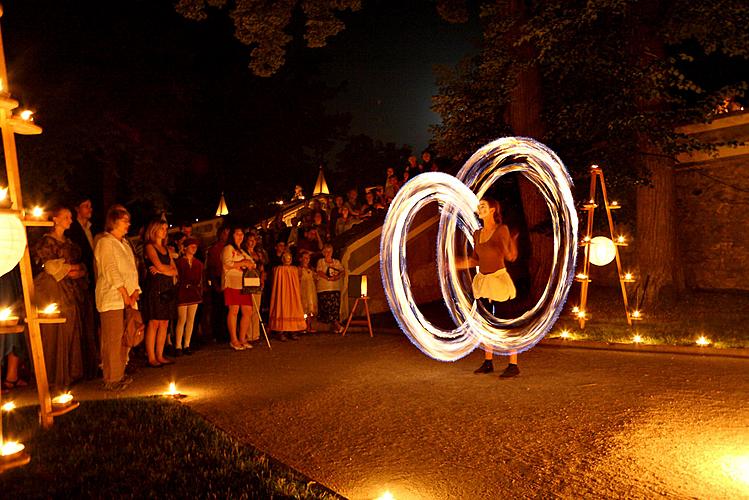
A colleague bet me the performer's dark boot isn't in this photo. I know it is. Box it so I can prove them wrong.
[499,363,520,378]
[474,359,494,374]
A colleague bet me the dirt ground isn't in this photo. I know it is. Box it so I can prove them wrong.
[13,331,749,499]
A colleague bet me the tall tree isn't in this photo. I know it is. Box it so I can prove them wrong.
[432,0,749,309]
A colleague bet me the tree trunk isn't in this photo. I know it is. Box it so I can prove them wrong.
[505,0,553,309]
[635,150,683,311]
[630,2,684,311]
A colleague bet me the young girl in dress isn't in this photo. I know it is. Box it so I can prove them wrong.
[298,250,318,333]
[269,250,306,341]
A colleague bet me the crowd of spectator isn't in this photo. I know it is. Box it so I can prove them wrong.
[0,151,440,393]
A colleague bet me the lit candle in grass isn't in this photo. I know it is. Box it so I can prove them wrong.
[632,334,643,344]
[696,336,710,347]
[560,329,571,339]
[631,309,642,320]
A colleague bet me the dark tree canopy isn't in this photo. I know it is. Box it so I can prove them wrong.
[175,0,362,77]
[432,0,749,185]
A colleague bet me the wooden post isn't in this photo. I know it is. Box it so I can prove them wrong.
[0,8,55,429]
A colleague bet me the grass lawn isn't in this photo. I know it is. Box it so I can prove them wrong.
[0,397,338,499]
[554,286,749,348]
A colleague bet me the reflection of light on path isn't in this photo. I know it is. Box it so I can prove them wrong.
[594,406,749,498]
[721,454,749,489]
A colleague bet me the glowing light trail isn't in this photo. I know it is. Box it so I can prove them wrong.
[381,137,578,361]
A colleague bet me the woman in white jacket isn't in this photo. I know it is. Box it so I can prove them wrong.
[94,205,141,391]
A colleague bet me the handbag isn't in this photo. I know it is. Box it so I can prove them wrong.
[241,268,262,295]
[122,306,145,347]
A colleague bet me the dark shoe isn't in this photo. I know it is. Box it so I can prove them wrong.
[174,349,182,357]
[499,363,520,378]
[474,360,494,374]
[183,347,193,355]
[277,333,288,342]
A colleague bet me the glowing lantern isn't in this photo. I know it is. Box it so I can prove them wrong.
[312,166,330,195]
[51,393,74,409]
[360,275,368,297]
[215,193,228,217]
[0,213,26,278]
[588,236,616,266]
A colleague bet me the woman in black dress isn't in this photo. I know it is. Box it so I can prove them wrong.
[143,219,178,367]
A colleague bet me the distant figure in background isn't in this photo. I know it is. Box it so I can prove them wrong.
[420,150,436,172]
[1,266,28,393]
[404,154,421,177]
[32,206,87,389]
[335,206,357,236]
[328,195,345,235]
[142,219,178,368]
[94,205,140,391]
[175,238,203,356]
[345,188,362,219]
[206,225,230,343]
[459,197,520,378]
[316,244,345,333]
[384,174,401,205]
[269,250,306,341]
[242,232,264,344]
[64,196,99,379]
[291,184,305,201]
[298,250,318,333]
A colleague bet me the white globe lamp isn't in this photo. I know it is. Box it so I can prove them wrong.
[588,236,616,266]
[0,213,26,277]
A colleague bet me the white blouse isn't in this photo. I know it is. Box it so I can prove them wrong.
[94,233,141,312]
[222,245,251,290]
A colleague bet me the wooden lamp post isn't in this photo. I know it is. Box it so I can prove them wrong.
[0,3,77,455]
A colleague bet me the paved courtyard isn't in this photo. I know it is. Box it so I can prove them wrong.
[14,330,749,499]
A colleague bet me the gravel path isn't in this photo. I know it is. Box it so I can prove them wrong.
[15,331,749,499]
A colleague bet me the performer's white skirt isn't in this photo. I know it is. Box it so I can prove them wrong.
[472,268,516,302]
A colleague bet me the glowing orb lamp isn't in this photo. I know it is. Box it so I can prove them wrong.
[588,236,616,266]
[0,213,26,278]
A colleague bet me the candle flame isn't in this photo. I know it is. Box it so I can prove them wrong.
[0,307,12,321]
[19,110,33,121]
[376,492,395,500]
[560,329,571,339]
[632,334,643,343]
[0,441,24,457]
[631,309,642,319]
[696,335,710,346]
[32,206,44,218]
[1,401,15,412]
[167,382,178,396]
[0,186,7,201]
[41,303,59,315]
[624,273,633,280]
[52,393,73,406]
[617,235,626,243]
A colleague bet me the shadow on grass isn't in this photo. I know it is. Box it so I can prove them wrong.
[0,397,340,499]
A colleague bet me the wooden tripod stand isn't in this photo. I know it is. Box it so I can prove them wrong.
[574,165,641,328]
[341,295,373,337]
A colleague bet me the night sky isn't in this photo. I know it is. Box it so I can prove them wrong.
[0,0,479,222]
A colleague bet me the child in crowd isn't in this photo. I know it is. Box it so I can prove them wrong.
[175,238,203,355]
[269,250,306,341]
[298,251,318,333]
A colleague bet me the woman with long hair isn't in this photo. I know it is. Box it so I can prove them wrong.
[222,226,256,350]
[459,197,520,378]
[143,219,178,367]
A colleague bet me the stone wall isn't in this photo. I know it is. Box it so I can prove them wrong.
[675,113,749,291]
